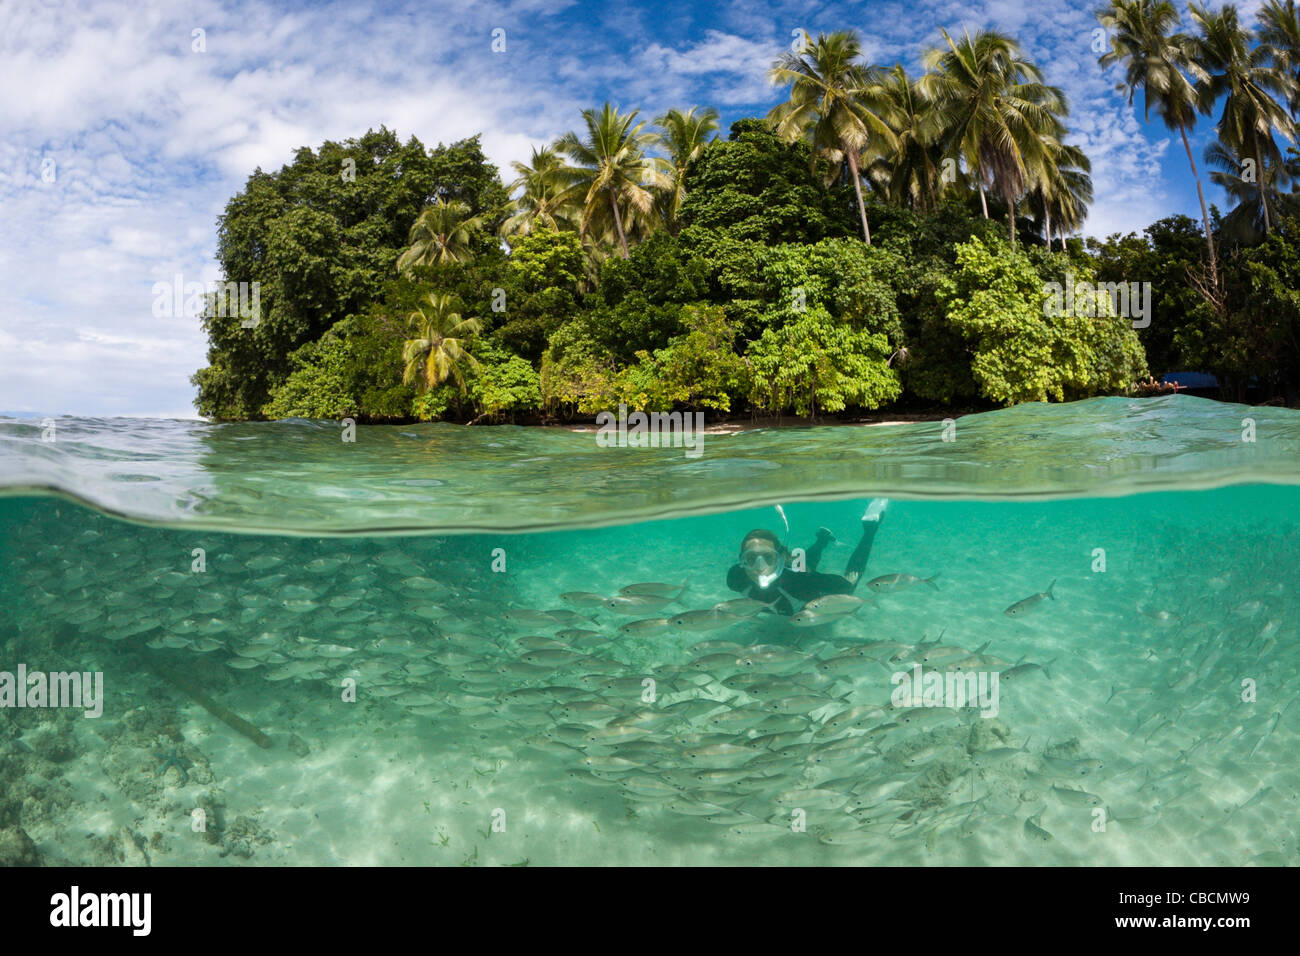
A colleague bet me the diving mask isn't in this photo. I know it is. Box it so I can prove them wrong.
[741,544,785,588]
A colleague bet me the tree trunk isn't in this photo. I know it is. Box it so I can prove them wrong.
[609,189,629,258]
[1180,125,1218,289]
[1007,194,1015,247]
[1254,131,1272,234]
[1044,206,1052,251]
[846,150,872,245]
[977,162,989,219]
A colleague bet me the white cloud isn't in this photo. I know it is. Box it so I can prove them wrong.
[0,0,581,416]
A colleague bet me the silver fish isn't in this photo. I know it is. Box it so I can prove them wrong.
[1050,784,1102,808]
[1023,810,1054,843]
[670,609,737,632]
[619,582,682,597]
[1000,658,1054,683]
[1005,580,1056,616]
[559,591,609,608]
[604,591,682,614]
[867,573,940,593]
[970,741,1031,769]
[790,594,866,627]
[1042,754,1103,776]
[1249,712,1281,758]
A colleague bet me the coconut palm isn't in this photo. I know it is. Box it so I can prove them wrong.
[864,65,950,211]
[401,293,481,393]
[1097,0,1219,281]
[1205,139,1299,243]
[921,28,1067,245]
[1026,142,1093,250]
[1191,1,1297,234]
[555,103,660,258]
[396,199,485,273]
[1259,0,1300,110]
[652,106,720,233]
[768,30,898,244]
[500,146,577,238]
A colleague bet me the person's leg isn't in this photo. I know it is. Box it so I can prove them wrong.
[804,528,835,571]
[844,499,888,588]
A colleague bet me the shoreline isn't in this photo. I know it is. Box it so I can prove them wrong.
[562,409,979,435]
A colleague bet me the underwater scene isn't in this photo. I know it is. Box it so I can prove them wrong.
[0,395,1297,866]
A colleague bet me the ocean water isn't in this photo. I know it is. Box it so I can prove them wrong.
[0,396,1297,866]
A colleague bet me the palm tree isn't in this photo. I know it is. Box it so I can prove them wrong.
[1027,142,1093,250]
[1205,139,1299,243]
[555,103,659,258]
[921,28,1066,246]
[1191,1,1297,235]
[864,65,948,211]
[401,293,481,393]
[652,106,720,233]
[501,146,577,238]
[396,199,485,273]
[768,30,898,244]
[1097,0,1218,283]
[1257,0,1300,115]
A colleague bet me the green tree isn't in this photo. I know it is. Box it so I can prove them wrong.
[616,305,749,411]
[676,120,854,244]
[402,293,482,394]
[540,315,621,415]
[466,340,543,421]
[1027,141,1093,250]
[1259,0,1300,116]
[1097,0,1219,282]
[747,306,901,417]
[193,129,505,418]
[556,103,660,258]
[1205,139,1299,243]
[261,303,416,421]
[757,238,905,341]
[501,146,578,238]
[768,30,898,244]
[922,29,1067,245]
[397,199,486,272]
[1087,215,1207,376]
[1214,218,1300,397]
[864,65,948,212]
[494,229,586,360]
[652,107,720,233]
[935,236,1146,404]
[1191,1,1297,235]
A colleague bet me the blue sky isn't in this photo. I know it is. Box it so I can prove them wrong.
[0,0,1268,417]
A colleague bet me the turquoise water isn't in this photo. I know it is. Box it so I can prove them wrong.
[0,397,1297,865]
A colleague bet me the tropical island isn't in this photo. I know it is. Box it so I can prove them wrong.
[192,1,1300,424]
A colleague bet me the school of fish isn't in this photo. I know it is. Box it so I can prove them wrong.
[6,505,1297,861]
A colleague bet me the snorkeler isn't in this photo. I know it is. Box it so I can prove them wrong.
[726,499,887,616]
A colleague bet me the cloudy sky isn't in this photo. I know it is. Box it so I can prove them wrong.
[0,0,1263,417]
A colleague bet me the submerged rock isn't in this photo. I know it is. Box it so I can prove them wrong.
[0,826,41,866]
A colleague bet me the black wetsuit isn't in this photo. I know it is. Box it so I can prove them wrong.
[726,520,881,616]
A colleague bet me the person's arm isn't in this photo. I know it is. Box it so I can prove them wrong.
[783,570,854,602]
[726,564,750,593]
